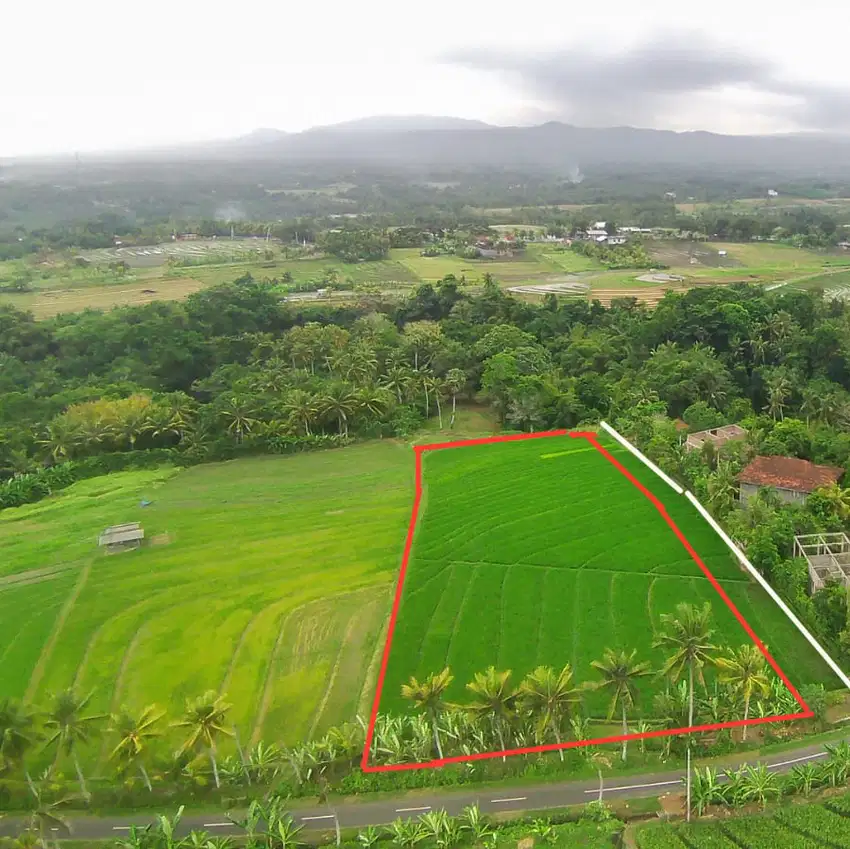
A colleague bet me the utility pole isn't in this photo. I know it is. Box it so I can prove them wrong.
[685,744,692,822]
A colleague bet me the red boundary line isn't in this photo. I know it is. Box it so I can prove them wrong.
[360,430,812,773]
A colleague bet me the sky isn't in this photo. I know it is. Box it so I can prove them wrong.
[3,0,850,157]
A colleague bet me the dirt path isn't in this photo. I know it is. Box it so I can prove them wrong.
[0,564,75,591]
[25,563,91,701]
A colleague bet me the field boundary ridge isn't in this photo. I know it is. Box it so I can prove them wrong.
[599,421,684,494]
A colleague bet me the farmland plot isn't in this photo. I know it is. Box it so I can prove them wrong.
[378,433,835,719]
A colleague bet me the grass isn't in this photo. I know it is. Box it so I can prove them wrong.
[378,434,837,720]
[0,443,420,767]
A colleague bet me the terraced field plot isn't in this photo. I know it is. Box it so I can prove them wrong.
[0,443,415,768]
[378,434,836,720]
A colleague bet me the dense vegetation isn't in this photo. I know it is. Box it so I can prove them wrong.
[6,275,850,660]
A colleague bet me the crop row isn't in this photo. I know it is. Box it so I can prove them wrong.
[636,794,850,849]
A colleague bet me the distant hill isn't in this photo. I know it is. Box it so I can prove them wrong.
[211,120,850,174]
[6,117,850,175]
[305,115,495,133]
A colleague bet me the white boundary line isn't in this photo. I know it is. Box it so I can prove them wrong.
[685,490,850,690]
[599,421,684,494]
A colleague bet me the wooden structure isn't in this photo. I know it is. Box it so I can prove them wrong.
[795,533,850,592]
[98,522,144,553]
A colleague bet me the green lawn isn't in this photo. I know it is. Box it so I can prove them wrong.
[378,434,837,719]
[0,443,420,767]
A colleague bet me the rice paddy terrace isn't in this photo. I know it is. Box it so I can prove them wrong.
[378,433,837,718]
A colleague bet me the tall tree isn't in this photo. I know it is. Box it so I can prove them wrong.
[518,665,582,760]
[444,369,467,428]
[0,698,39,796]
[590,649,652,761]
[400,669,453,760]
[43,690,105,798]
[464,667,517,757]
[173,692,233,789]
[713,645,771,740]
[109,704,165,791]
[318,383,358,437]
[654,602,718,729]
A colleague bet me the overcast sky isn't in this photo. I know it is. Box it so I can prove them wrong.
[3,0,850,157]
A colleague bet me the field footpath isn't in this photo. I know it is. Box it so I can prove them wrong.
[1,733,847,842]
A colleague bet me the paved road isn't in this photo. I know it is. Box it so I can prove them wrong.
[0,738,841,841]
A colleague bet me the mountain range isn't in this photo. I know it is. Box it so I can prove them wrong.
[6,116,850,174]
[198,117,850,173]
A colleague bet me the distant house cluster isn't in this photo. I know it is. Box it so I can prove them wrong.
[574,222,628,246]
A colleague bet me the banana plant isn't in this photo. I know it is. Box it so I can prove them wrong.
[461,804,494,845]
[689,766,725,816]
[357,825,381,849]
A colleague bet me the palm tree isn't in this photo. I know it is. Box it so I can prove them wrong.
[109,704,164,791]
[43,690,105,798]
[588,751,612,803]
[382,366,414,405]
[518,665,582,760]
[414,370,437,419]
[655,602,717,822]
[764,373,791,420]
[706,461,739,517]
[318,383,358,437]
[444,369,467,428]
[432,378,447,429]
[355,387,392,423]
[173,691,233,789]
[217,397,258,444]
[282,389,318,436]
[37,420,82,464]
[27,787,74,849]
[654,602,718,730]
[590,649,652,761]
[0,698,39,797]
[400,668,453,759]
[713,645,771,741]
[346,346,379,386]
[464,667,517,757]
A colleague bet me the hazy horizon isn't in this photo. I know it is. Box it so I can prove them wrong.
[3,0,850,158]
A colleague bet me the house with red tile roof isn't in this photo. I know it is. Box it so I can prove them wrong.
[737,455,843,505]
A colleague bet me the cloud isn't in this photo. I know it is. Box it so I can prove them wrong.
[444,32,850,132]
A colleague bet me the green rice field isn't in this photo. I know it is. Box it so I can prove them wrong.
[378,434,838,718]
[0,443,416,765]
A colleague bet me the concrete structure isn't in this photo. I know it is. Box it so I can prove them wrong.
[98,522,144,553]
[685,423,748,452]
[737,456,843,505]
[794,533,850,592]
